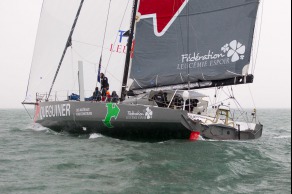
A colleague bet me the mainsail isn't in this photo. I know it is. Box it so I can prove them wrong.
[129,0,260,92]
[24,0,134,103]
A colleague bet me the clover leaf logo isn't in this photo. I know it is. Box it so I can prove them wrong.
[145,107,153,119]
[221,44,230,53]
[222,40,246,62]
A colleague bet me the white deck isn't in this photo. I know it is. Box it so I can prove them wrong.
[188,113,257,132]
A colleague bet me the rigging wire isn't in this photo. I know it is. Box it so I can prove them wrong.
[47,0,85,100]
[91,0,112,88]
[71,48,122,83]
[72,47,99,65]
[104,0,131,74]
[224,87,249,123]
[70,47,79,92]
[22,104,33,120]
[248,84,261,122]
[72,40,104,48]
[211,88,217,106]
[217,87,224,104]
[66,0,130,91]
[173,0,186,91]
[186,0,191,112]
[100,0,112,57]
[227,87,233,99]
[211,87,222,107]
[230,87,236,99]
[97,0,112,78]
[248,85,257,109]
[233,99,250,124]
[177,3,185,64]
[252,0,265,74]
[186,0,190,90]
[210,87,251,124]
[208,97,231,108]
[215,88,220,105]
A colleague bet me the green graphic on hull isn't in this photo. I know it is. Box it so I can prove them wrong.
[103,103,120,128]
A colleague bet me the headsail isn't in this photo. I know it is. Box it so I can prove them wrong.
[129,0,260,92]
[24,0,134,103]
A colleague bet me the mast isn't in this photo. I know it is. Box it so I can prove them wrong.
[47,0,85,101]
[121,0,139,100]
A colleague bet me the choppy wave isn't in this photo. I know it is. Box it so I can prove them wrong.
[0,109,290,194]
[25,123,49,132]
[273,135,291,139]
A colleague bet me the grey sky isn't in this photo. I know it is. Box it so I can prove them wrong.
[0,0,291,109]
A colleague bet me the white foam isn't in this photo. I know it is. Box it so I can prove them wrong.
[158,141,167,144]
[274,135,291,139]
[89,133,103,139]
[26,123,49,132]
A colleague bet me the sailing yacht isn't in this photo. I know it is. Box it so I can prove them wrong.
[23,0,263,141]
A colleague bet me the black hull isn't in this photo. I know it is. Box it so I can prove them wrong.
[35,101,194,141]
[35,101,263,141]
[199,124,264,141]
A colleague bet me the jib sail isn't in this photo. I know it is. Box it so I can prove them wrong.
[24,0,134,103]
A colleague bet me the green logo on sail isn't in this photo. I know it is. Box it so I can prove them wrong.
[103,103,120,128]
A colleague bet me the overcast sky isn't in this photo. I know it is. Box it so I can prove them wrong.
[0,0,291,109]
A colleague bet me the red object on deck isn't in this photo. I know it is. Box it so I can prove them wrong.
[189,131,200,141]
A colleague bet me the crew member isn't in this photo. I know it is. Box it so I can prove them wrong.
[93,87,102,101]
[100,73,109,91]
[153,91,167,107]
[111,91,119,103]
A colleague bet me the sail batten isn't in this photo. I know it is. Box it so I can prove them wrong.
[129,0,260,91]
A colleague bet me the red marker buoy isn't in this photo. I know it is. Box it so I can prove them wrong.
[189,131,200,141]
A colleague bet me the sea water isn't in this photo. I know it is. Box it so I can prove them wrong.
[0,109,290,194]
